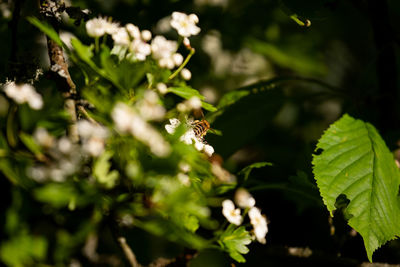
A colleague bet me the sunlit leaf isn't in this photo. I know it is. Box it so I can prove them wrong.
[93,151,119,189]
[218,225,252,263]
[312,114,400,261]
[168,86,205,100]
[0,232,47,267]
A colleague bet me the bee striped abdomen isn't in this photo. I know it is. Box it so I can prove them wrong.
[192,120,210,138]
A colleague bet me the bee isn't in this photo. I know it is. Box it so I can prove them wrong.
[192,119,211,138]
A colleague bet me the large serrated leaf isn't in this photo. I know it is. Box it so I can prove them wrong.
[312,114,400,261]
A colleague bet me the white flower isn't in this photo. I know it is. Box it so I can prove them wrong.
[3,81,43,110]
[151,36,177,59]
[112,103,136,133]
[177,172,190,186]
[34,127,54,148]
[112,27,130,46]
[176,97,202,113]
[138,90,166,120]
[248,207,268,244]
[112,103,171,157]
[130,39,151,61]
[141,30,152,41]
[84,138,106,157]
[170,12,201,37]
[77,120,109,157]
[151,36,180,69]
[165,118,181,134]
[211,162,236,183]
[172,53,184,66]
[204,144,214,157]
[183,37,191,47]
[180,128,196,144]
[222,199,242,225]
[58,137,72,154]
[235,188,256,208]
[86,17,118,37]
[179,162,191,173]
[126,23,141,39]
[180,68,192,80]
[187,96,201,109]
[27,166,47,182]
[194,139,204,151]
[177,103,188,113]
[156,83,168,95]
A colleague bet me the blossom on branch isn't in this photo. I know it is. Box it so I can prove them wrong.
[222,199,242,225]
[86,17,118,37]
[170,12,201,37]
[3,81,43,110]
[248,207,268,244]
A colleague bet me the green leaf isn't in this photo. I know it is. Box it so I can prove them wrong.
[183,214,200,233]
[0,232,47,267]
[217,90,250,109]
[134,218,208,250]
[27,17,62,47]
[167,86,217,112]
[100,45,147,91]
[19,132,43,157]
[168,86,205,100]
[93,151,119,189]
[34,183,78,208]
[219,225,252,263]
[238,161,273,181]
[201,101,217,112]
[70,38,98,71]
[312,114,400,262]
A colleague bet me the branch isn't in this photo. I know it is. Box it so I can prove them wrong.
[107,217,142,267]
[39,0,79,142]
[117,237,142,267]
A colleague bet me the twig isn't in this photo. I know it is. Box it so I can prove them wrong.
[39,0,79,142]
[117,237,141,267]
[107,217,142,267]
[78,105,98,125]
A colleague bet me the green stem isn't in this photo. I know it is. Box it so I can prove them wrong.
[168,48,195,80]
[95,37,100,53]
[6,104,18,148]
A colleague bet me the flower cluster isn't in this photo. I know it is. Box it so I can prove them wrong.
[151,35,182,69]
[222,189,268,244]
[2,81,43,110]
[112,102,171,157]
[28,128,82,182]
[165,118,214,157]
[85,11,201,69]
[77,120,109,157]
